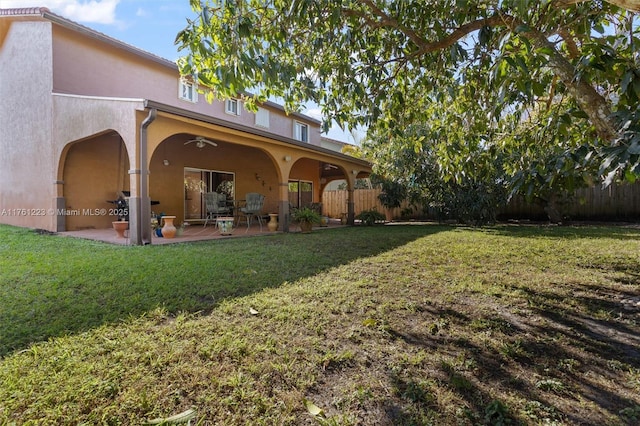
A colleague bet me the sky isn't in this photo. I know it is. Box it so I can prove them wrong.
[0,0,358,143]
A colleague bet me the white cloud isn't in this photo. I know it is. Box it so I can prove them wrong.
[304,107,323,122]
[135,7,146,17]
[0,0,120,25]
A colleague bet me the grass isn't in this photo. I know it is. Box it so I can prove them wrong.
[0,223,639,425]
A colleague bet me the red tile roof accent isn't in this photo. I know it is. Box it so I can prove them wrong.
[0,7,50,16]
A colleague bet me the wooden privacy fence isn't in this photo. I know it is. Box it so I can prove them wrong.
[322,189,411,219]
[501,183,640,220]
[322,183,640,220]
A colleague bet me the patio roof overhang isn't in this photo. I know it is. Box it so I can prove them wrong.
[142,99,372,173]
[128,99,371,245]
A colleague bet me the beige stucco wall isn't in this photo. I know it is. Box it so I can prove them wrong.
[1,13,369,236]
[62,135,130,230]
[51,24,321,147]
[52,95,143,231]
[0,20,55,229]
[148,138,281,225]
[291,158,323,203]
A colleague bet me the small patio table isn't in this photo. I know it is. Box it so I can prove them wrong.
[228,200,245,224]
[215,216,235,235]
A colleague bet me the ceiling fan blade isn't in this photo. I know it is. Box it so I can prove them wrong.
[184,137,217,147]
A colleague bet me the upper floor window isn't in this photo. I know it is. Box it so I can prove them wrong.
[179,79,197,103]
[225,99,240,115]
[255,107,270,128]
[294,121,309,143]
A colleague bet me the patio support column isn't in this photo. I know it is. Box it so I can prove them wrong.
[54,180,65,232]
[278,182,290,232]
[130,107,156,245]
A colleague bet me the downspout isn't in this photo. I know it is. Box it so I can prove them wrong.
[138,107,156,245]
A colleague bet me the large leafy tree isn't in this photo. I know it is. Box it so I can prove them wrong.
[177,0,640,184]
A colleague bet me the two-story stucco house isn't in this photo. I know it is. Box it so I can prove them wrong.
[0,7,371,244]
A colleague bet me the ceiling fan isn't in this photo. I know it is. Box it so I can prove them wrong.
[323,163,339,171]
[184,136,217,148]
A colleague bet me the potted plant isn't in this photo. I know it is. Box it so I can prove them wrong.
[291,207,321,233]
[175,221,186,237]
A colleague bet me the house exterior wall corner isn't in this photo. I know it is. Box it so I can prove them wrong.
[0,18,55,230]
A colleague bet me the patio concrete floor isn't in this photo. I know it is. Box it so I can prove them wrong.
[59,219,344,245]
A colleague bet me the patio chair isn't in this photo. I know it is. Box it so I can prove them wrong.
[237,192,265,231]
[203,192,231,227]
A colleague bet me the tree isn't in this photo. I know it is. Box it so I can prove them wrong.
[362,90,509,224]
[177,0,640,183]
[558,0,640,12]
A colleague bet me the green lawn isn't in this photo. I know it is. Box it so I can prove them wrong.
[1,223,639,425]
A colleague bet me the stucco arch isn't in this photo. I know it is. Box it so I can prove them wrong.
[58,130,129,231]
[285,156,365,224]
[145,130,290,226]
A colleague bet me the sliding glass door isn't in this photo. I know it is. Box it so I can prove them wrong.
[184,168,235,220]
[288,180,313,208]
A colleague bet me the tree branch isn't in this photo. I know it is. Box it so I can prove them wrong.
[347,3,617,142]
[555,0,640,12]
[344,3,507,56]
[557,28,581,59]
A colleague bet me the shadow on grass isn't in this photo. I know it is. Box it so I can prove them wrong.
[376,283,640,425]
[486,222,640,241]
[0,224,445,357]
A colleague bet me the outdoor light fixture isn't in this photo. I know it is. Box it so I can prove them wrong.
[163,159,170,166]
[284,155,291,162]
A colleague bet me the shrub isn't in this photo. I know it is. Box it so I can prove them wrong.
[355,209,386,225]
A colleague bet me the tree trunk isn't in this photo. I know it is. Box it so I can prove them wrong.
[543,194,564,224]
[522,27,618,143]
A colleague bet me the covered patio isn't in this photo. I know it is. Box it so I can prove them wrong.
[59,218,345,245]
[55,99,372,245]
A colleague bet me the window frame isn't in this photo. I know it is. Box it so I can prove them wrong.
[184,167,235,220]
[255,107,270,128]
[294,121,309,143]
[178,79,198,103]
[225,98,241,116]
[288,180,313,208]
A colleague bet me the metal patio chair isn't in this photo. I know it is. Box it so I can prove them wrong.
[237,192,265,231]
[203,192,231,227]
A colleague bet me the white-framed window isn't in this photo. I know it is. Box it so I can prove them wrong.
[294,121,309,142]
[225,98,241,115]
[255,107,270,128]
[178,79,198,103]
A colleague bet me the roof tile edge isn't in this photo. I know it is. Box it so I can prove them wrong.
[0,7,50,16]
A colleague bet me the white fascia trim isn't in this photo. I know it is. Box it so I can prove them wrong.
[52,93,145,103]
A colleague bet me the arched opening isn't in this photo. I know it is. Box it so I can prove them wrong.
[61,131,129,231]
[148,133,281,226]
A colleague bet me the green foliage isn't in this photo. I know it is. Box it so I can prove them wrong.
[619,405,640,422]
[364,121,507,225]
[436,180,506,225]
[291,207,321,224]
[337,178,370,190]
[355,208,385,225]
[177,1,639,184]
[373,175,406,209]
[599,106,640,186]
[484,400,513,425]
